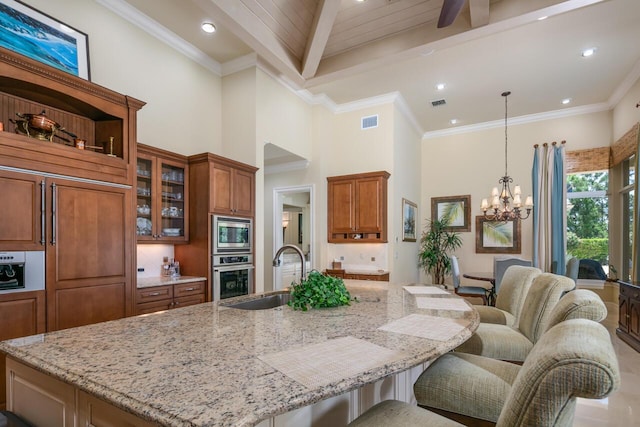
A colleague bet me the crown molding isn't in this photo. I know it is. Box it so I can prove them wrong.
[608,57,640,108]
[221,53,258,76]
[422,102,611,139]
[96,0,222,75]
[264,159,310,175]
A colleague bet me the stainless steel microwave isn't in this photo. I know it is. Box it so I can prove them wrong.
[212,215,252,254]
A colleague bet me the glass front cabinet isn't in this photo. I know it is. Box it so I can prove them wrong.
[136,145,189,243]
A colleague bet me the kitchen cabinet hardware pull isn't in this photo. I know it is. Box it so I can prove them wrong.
[149,292,160,296]
[184,287,195,291]
[51,182,57,245]
[40,180,46,245]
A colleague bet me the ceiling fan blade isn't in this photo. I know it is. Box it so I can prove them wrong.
[438,0,466,28]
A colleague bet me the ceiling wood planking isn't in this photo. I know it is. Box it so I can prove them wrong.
[332,0,440,30]
[302,0,342,79]
[325,8,441,57]
[195,0,304,85]
[469,0,490,27]
[240,0,309,60]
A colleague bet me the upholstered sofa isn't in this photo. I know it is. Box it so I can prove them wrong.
[349,319,620,427]
[454,273,577,362]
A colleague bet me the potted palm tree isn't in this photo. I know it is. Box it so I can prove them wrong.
[418,218,462,284]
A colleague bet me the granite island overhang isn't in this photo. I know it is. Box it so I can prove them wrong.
[1,280,479,426]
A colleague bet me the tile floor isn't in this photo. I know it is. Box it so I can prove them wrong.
[573,300,640,426]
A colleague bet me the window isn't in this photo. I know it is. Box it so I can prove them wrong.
[566,171,609,279]
[621,155,635,281]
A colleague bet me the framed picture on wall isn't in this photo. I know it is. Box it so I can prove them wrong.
[431,195,471,232]
[475,216,521,254]
[402,198,417,242]
[0,0,90,79]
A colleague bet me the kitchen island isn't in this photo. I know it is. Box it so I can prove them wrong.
[1,280,478,426]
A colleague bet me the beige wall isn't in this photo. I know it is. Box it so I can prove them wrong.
[421,110,613,283]
[29,0,223,155]
[391,106,422,283]
[613,76,640,141]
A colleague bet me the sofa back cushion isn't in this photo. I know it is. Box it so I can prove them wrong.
[517,273,575,343]
[497,319,620,427]
[494,266,542,324]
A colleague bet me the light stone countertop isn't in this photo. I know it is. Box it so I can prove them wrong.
[0,280,478,426]
[136,275,207,289]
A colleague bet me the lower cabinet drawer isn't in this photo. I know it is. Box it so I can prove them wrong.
[174,294,205,309]
[174,281,205,298]
[136,299,173,315]
[136,286,173,303]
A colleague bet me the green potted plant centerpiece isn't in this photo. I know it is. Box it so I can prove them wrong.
[288,270,352,311]
[418,218,462,285]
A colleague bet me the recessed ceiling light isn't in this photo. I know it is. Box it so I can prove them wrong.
[436,83,446,91]
[450,119,458,125]
[581,48,596,57]
[201,22,216,33]
[562,98,572,105]
[537,16,548,21]
[356,0,366,2]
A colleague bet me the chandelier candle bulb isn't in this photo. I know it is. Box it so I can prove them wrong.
[514,185,521,195]
[513,194,522,207]
[481,199,489,210]
[525,196,534,208]
[492,196,500,208]
[492,187,499,197]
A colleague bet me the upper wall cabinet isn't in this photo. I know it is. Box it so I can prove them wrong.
[189,153,258,218]
[327,171,390,243]
[136,144,189,243]
[0,47,144,185]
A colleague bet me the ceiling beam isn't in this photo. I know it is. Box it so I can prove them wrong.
[193,0,305,86]
[469,0,490,28]
[301,0,341,79]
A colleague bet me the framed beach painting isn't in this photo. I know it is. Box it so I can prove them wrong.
[0,0,90,79]
[402,198,417,242]
[431,195,471,232]
[475,216,521,254]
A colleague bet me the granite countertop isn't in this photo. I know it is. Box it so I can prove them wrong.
[0,280,478,426]
[136,275,207,289]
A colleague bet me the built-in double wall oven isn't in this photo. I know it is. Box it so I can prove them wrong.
[211,216,254,300]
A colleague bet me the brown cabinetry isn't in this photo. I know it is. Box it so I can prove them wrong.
[175,154,257,300]
[325,270,389,281]
[618,281,640,352]
[136,144,189,243]
[327,171,389,243]
[135,280,205,315]
[210,159,256,216]
[0,168,132,332]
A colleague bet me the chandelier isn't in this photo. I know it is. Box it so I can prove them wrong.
[480,91,533,221]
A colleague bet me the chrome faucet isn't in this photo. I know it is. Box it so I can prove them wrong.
[273,244,307,281]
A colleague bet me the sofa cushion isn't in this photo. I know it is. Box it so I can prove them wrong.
[543,289,607,332]
[454,323,534,362]
[348,400,463,427]
[474,305,515,326]
[414,352,520,422]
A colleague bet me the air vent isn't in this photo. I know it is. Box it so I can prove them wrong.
[361,114,378,129]
[431,99,446,107]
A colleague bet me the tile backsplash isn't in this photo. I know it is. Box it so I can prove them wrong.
[137,244,175,278]
[326,243,388,272]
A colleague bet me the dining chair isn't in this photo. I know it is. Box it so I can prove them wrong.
[349,319,619,427]
[565,257,580,283]
[474,265,541,327]
[493,257,532,295]
[450,255,489,305]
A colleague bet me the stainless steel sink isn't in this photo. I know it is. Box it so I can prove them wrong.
[225,293,291,310]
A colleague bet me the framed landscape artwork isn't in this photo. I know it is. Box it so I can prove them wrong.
[431,195,471,232]
[402,198,417,242]
[0,0,90,79]
[475,216,521,254]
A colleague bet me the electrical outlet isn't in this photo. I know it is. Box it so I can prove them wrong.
[340,256,344,261]
[371,257,375,262]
